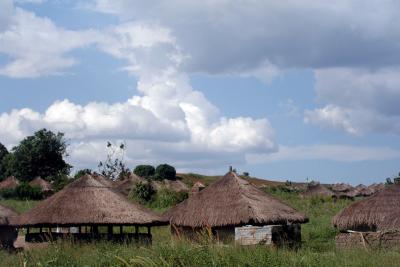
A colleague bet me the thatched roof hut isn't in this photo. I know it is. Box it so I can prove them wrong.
[11,175,167,227]
[29,177,52,193]
[0,176,20,190]
[0,204,17,226]
[300,184,334,198]
[165,172,308,228]
[333,183,400,232]
[190,181,206,196]
[368,183,385,194]
[113,173,146,196]
[331,183,353,193]
[354,184,373,197]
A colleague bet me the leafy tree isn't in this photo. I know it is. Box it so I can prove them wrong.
[98,141,130,181]
[74,169,92,179]
[133,165,155,178]
[130,182,154,204]
[154,164,176,180]
[0,142,9,180]
[4,129,70,182]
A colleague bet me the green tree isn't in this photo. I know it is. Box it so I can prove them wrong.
[98,141,129,181]
[133,165,155,178]
[74,168,92,179]
[130,182,154,204]
[5,129,71,182]
[0,142,9,180]
[155,164,176,180]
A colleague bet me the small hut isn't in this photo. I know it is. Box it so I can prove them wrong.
[354,184,373,197]
[29,177,53,196]
[0,176,20,190]
[300,183,334,199]
[189,181,205,196]
[11,175,168,244]
[333,183,400,248]
[0,204,18,250]
[368,183,385,194]
[164,172,308,246]
[331,183,355,200]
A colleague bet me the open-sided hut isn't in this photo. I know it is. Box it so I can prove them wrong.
[333,183,400,248]
[29,177,53,196]
[0,176,20,190]
[164,172,308,246]
[300,183,334,198]
[11,175,168,244]
[0,204,18,250]
[331,183,355,200]
[354,184,373,197]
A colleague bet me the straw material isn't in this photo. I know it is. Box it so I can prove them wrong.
[333,183,400,231]
[0,204,17,226]
[301,184,334,198]
[29,177,52,192]
[165,172,308,227]
[11,175,167,227]
[0,176,20,190]
[331,183,353,192]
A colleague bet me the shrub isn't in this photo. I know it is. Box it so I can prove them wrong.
[74,169,92,179]
[130,182,154,204]
[150,189,188,209]
[154,164,176,180]
[0,183,43,200]
[133,165,155,178]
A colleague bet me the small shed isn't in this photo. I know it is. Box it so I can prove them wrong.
[164,172,308,247]
[0,204,18,250]
[11,175,168,244]
[189,181,205,196]
[0,176,20,190]
[333,182,400,248]
[29,177,53,196]
[300,183,334,199]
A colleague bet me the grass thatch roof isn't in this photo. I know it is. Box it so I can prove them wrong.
[0,204,17,226]
[333,184,400,231]
[0,176,20,190]
[11,175,167,227]
[164,172,308,228]
[29,177,52,192]
[301,184,334,198]
[331,183,353,192]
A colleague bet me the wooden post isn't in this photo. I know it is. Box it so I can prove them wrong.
[79,226,82,234]
[40,227,42,233]
[27,227,30,234]
[120,226,123,234]
[135,226,139,234]
[108,225,113,234]
[147,226,151,235]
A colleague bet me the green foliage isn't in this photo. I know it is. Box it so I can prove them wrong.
[50,174,73,192]
[149,189,188,210]
[74,169,92,179]
[2,129,71,182]
[0,142,8,180]
[154,164,176,181]
[133,165,155,178]
[0,183,43,200]
[130,182,155,204]
[242,171,249,177]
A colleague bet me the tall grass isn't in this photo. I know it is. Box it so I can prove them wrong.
[1,190,399,266]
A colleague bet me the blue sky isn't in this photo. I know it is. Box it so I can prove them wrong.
[1,0,400,184]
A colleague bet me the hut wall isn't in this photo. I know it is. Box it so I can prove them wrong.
[336,231,400,249]
[0,226,18,249]
[235,224,301,247]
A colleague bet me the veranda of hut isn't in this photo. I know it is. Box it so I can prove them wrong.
[0,204,18,250]
[10,175,168,244]
[333,182,400,249]
[164,172,308,247]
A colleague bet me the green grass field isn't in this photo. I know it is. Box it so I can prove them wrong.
[1,190,400,266]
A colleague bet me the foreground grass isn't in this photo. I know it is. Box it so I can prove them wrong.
[0,199,39,213]
[1,191,399,266]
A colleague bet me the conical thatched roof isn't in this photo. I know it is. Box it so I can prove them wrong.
[333,184,400,231]
[301,184,334,198]
[29,177,52,192]
[331,183,353,192]
[368,183,385,194]
[0,204,17,226]
[0,176,20,190]
[11,175,167,227]
[164,172,308,228]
